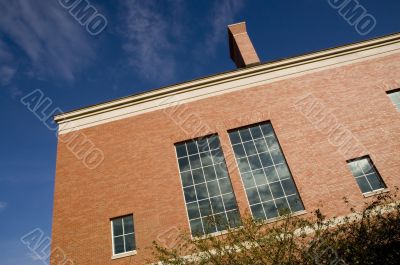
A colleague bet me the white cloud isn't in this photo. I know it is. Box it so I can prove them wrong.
[119,0,184,82]
[0,0,95,81]
[0,201,7,211]
[205,0,245,55]
[119,0,244,82]
[0,66,17,85]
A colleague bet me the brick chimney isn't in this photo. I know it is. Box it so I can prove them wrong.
[228,22,260,68]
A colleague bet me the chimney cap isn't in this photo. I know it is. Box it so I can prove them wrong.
[228,22,260,68]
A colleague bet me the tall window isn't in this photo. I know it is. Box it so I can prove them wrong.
[347,156,386,194]
[387,89,400,111]
[111,215,136,255]
[228,122,304,220]
[175,134,241,236]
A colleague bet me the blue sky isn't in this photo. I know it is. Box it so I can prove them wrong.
[0,0,399,264]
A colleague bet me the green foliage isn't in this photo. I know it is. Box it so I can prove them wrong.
[151,190,400,265]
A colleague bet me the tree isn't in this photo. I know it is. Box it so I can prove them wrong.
[151,189,400,265]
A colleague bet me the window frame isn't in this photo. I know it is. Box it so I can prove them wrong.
[228,121,305,221]
[346,155,387,196]
[386,88,400,111]
[110,214,137,259]
[174,134,241,238]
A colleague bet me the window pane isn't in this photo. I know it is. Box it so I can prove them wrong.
[263,201,278,219]
[113,218,123,236]
[215,213,228,231]
[218,178,232,194]
[270,149,284,164]
[248,155,262,170]
[215,163,228,179]
[227,210,241,227]
[387,90,400,111]
[247,187,261,205]
[233,144,246,158]
[187,202,201,219]
[197,138,209,152]
[189,154,201,169]
[264,166,279,183]
[202,217,217,234]
[190,219,204,236]
[223,193,237,211]
[228,122,304,221]
[211,196,225,214]
[229,131,241,145]
[359,159,374,174]
[254,139,268,153]
[123,216,134,234]
[184,186,196,203]
[192,168,205,184]
[176,143,187,158]
[258,184,273,202]
[211,149,225,164]
[239,128,252,142]
[114,236,125,254]
[276,164,290,180]
[242,172,256,188]
[238,158,251,173]
[281,178,297,196]
[253,169,267,186]
[181,171,193,187]
[250,126,263,139]
[195,183,208,200]
[260,123,274,137]
[125,233,136,252]
[356,177,372,193]
[198,199,212,217]
[187,141,198,155]
[270,182,285,198]
[347,156,386,194]
[275,198,290,214]
[251,204,265,220]
[178,157,190,172]
[287,194,304,212]
[207,180,220,197]
[366,173,385,190]
[200,152,213,166]
[266,137,278,150]
[203,166,216,181]
[176,135,240,236]
[243,141,257,156]
[348,161,363,177]
[208,135,220,150]
[259,152,273,167]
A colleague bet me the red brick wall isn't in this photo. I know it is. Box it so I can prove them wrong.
[51,53,400,265]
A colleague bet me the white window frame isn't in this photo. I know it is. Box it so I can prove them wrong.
[387,89,400,111]
[110,215,137,259]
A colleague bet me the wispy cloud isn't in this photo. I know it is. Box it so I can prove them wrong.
[205,0,245,55]
[119,0,244,83]
[0,66,17,86]
[0,201,7,212]
[119,0,184,83]
[0,0,94,81]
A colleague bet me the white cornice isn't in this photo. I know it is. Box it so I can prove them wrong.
[55,33,400,134]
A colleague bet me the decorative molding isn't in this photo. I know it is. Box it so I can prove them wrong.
[55,33,400,134]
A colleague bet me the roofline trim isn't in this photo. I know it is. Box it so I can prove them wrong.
[55,33,400,132]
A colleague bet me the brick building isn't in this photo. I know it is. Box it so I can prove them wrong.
[51,22,400,264]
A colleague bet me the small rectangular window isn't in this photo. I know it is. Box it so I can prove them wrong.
[347,156,386,194]
[175,134,241,237]
[111,215,136,255]
[387,89,400,111]
[228,122,304,221]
